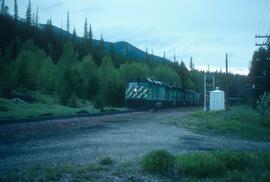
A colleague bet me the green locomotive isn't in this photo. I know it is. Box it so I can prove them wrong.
[125,78,200,109]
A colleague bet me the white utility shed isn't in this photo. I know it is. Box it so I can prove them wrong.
[209,87,225,111]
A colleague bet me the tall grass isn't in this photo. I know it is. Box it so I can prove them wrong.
[141,149,175,176]
[141,150,270,181]
[171,105,270,140]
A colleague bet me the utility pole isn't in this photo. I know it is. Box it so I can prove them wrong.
[204,74,215,111]
[225,53,228,109]
[204,75,207,111]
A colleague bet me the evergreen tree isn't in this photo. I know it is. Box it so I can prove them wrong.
[95,35,104,65]
[163,51,166,63]
[84,17,88,39]
[1,0,5,14]
[26,0,32,25]
[66,11,70,32]
[189,57,195,70]
[98,35,104,63]
[110,44,116,65]
[178,61,190,88]
[14,0,18,20]
[46,18,52,27]
[72,28,77,47]
[1,0,8,14]
[58,69,81,106]
[89,24,93,52]
[35,6,38,27]
[32,12,35,25]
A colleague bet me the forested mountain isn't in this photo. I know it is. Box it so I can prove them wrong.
[0,14,165,64]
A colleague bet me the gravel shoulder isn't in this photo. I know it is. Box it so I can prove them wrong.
[1,107,270,174]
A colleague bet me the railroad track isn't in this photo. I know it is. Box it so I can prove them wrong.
[0,110,137,126]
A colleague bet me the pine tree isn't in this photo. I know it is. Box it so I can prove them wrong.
[89,24,93,52]
[66,11,70,32]
[163,51,166,64]
[99,35,105,56]
[72,28,77,47]
[84,17,88,39]
[1,0,7,14]
[110,44,116,62]
[1,0,4,13]
[35,6,38,27]
[189,57,195,70]
[14,0,18,20]
[89,24,93,41]
[26,0,32,25]
[94,35,104,65]
[32,12,35,25]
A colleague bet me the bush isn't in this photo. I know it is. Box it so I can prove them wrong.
[216,151,252,171]
[176,152,225,177]
[141,149,175,176]
[99,157,113,165]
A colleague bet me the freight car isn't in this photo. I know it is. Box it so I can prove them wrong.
[125,78,200,109]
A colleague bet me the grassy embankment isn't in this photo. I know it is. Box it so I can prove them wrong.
[2,150,270,181]
[169,105,270,141]
[0,91,125,120]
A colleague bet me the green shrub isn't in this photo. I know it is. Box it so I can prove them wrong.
[141,149,175,176]
[216,151,253,171]
[175,152,225,177]
[99,157,113,165]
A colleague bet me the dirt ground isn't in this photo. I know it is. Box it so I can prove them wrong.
[1,107,270,175]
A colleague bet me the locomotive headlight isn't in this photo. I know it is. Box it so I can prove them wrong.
[134,88,138,93]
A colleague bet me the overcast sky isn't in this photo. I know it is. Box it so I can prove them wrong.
[6,0,270,74]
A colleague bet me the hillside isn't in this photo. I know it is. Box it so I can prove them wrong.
[0,14,165,63]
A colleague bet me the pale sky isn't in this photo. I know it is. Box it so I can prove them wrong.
[6,0,270,75]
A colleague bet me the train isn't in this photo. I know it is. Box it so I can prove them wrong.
[125,77,200,109]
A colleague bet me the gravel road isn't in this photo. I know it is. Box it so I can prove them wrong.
[1,107,270,174]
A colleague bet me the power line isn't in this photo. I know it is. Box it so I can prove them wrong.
[255,34,270,47]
